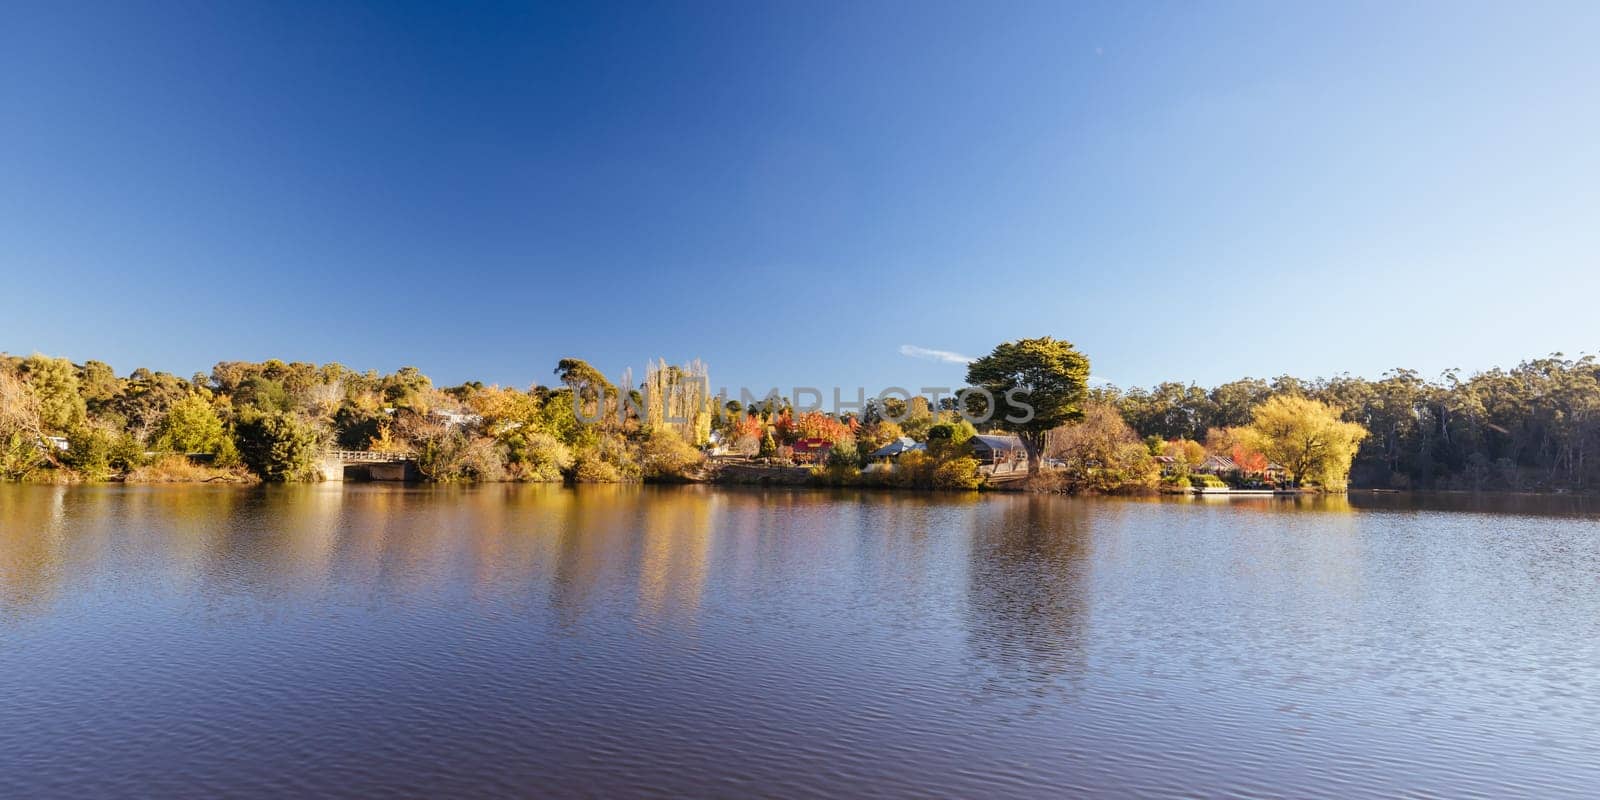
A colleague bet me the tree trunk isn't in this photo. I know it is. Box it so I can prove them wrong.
[1022,432,1044,474]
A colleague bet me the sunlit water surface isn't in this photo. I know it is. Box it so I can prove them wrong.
[3,484,1599,798]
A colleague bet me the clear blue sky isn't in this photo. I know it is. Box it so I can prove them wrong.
[3,1,1597,393]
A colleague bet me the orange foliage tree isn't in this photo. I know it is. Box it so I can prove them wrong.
[776,411,854,445]
[1231,444,1269,474]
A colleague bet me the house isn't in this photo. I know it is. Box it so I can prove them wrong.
[429,410,483,429]
[1193,454,1239,475]
[969,434,1025,464]
[791,438,833,464]
[868,437,925,460]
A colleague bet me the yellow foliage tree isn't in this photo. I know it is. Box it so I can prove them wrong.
[1242,395,1367,489]
[1163,438,1206,467]
[856,419,904,455]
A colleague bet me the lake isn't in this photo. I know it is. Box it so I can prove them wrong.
[3,484,1599,798]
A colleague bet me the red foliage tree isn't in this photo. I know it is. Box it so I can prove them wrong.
[777,411,853,445]
[1232,444,1269,474]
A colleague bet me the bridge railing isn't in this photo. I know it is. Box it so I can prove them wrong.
[324,450,416,463]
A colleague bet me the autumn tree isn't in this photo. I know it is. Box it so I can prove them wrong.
[965,337,1091,473]
[725,414,764,456]
[1242,395,1367,489]
[1047,401,1159,492]
[1163,438,1206,468]
[856,418,905,456]
[0,368,49,479]
[1230,444,1268,475]
[777,411,853,445]
[641,358,712,445]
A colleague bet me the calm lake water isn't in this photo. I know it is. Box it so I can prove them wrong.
[3,484,1599,798]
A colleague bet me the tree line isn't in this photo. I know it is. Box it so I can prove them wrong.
[5,345,1595,493]
[0,353,704,484]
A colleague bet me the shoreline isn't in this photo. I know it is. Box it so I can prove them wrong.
[19,474,1600,500]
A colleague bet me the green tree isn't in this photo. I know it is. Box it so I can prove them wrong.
[332,405,386,450]
[77,360,122,414]
[22,354,87,433]
[925,420,976,460]
[965,337,1091,473]
[155,393,231,456]
[380,366,433,410]
[111,369,191,443]
[63,425,117,481]
[235,411,323,481]
[554,358,614,424]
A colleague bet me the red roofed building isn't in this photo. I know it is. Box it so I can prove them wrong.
[791,438,833,464]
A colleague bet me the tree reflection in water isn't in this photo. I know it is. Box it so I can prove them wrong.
[964,494,1094,704]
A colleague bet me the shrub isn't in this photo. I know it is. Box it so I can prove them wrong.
[62,425,116,481]
[1022,469,1067,493]
[889,450,935,489]
[1,431,43,481]
[574,455,622,483]
[572,434,639,483]
[109,430,149,471]
[511,431,572,481]
[640,426,703,480]
[932,456,982,489]
[1190,474,1228,489]
[416,429,505,482]
[826,439,859,468]
[126,454,254,483]
[811,462,861,486]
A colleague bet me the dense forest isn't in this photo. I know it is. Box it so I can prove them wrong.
[3,348,1598,493]
[1102,355,1600,492]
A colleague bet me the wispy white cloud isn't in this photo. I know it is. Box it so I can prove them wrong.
[899,344,975,365]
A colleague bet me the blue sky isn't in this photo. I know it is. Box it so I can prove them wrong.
[3,1,1598,393]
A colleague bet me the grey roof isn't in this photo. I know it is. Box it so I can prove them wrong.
[970,434,1024,452]
[869,437,925,458]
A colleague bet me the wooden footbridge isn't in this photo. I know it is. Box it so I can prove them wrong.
[318,449,418,481]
